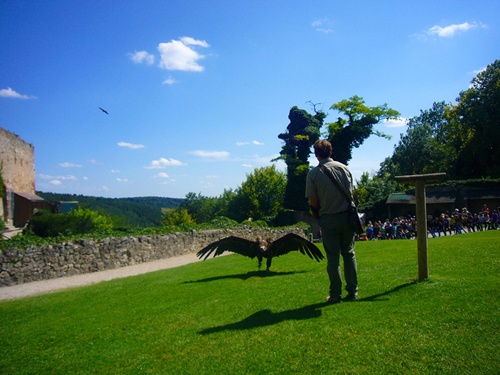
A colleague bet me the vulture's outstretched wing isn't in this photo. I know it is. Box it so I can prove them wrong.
[196,236,259,260]
[269,233,324,261]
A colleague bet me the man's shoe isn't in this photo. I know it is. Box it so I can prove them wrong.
[325,295,342,304]
[344,292,359,301]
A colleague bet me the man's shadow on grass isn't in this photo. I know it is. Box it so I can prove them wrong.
[198,281,417,335]
[357,281,417,302]
[185,270,305,284]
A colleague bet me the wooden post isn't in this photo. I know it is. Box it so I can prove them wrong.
[414,179,428,280]
[395,173,446,281]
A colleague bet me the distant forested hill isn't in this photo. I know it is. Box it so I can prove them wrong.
[37,192,184,228]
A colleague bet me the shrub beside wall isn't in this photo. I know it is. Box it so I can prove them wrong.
[0,227,306,287]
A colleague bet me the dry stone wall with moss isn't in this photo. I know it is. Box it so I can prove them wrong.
[0,227,306,287]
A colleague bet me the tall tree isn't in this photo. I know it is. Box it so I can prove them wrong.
[327,95,400,164]
[388,102,449,177]
[354,171,402,211]
[179,191,234,224]
[228,165,286,222]
[275,106,325,210]
[446,59,500,178]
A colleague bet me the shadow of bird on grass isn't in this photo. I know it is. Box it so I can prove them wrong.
[199,302,329,335]
[184,270,305,284]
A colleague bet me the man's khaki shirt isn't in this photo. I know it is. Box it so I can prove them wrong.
[305,158,354,217]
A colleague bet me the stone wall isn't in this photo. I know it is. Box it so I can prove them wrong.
[0,227,307,287]
[0,127,36,225]
[0,127,35,193]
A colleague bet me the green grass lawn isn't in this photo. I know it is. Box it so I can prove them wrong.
[1,231,498,374]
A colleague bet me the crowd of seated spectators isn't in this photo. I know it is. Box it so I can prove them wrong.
[362,204,498,241]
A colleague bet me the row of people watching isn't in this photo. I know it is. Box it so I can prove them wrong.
[428,206,498,237]
[362,204,498,240]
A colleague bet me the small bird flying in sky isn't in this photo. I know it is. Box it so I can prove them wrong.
[99,107,109,114]
[197,233,324,271]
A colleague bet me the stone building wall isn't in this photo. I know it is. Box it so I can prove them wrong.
[0,227,308,287]
[0,127,36,224]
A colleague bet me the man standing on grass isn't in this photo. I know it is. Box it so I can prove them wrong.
[305,140,358,304]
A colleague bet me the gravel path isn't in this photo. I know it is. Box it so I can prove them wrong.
[0,253,202,301]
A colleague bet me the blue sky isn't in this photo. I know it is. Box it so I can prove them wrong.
[1,1,498,199]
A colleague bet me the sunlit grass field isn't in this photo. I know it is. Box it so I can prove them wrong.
[1,230,498,374]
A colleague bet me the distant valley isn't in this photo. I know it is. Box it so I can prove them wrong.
[37,192,184,228]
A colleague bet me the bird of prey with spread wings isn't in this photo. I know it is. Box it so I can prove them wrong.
[196,233,324,271]
[99,107,109,114]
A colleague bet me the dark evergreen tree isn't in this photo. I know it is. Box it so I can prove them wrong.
[275,106,325,211]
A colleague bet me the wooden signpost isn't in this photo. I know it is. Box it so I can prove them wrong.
[395,173,446,281]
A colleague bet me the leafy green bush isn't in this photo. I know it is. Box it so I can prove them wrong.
[24,210,70,237]
[161,208,196,227]
[24,208,113,238]
[69,207,113,233]
[197,216,239,230]
[241,219,269,228]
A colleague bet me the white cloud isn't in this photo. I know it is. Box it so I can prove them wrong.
[469,66,488,88]
[129,51,155,65]
[383,118,407,128]
[39,173,77,187]
[154,172,170,178]
[471,66,487,76]
[421,21,486,38]
[312,18,333,34]
[241,164,253,168]
[0,87,36,99]
[180,36,209,47]
[162,76,177,85]
[59,162,82,168]
[199,181,215,189]
[191,150,229,159]
[146,157,185,169]
[118,141,145,149]
[245,154,281,165]
[237,140,264,146]
[39,174,77,181]
[157,37,209,72]
[116,177,130,183]
[111,169,120,173]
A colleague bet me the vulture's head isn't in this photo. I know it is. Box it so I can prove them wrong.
[256,237,269,252]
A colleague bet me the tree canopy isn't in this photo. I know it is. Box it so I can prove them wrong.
[327,95,400,164]
[173,165,286,225]
[379,59,500,181]
[379,101,449,178]
[274,97,400,211]
[446,59,500,178]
